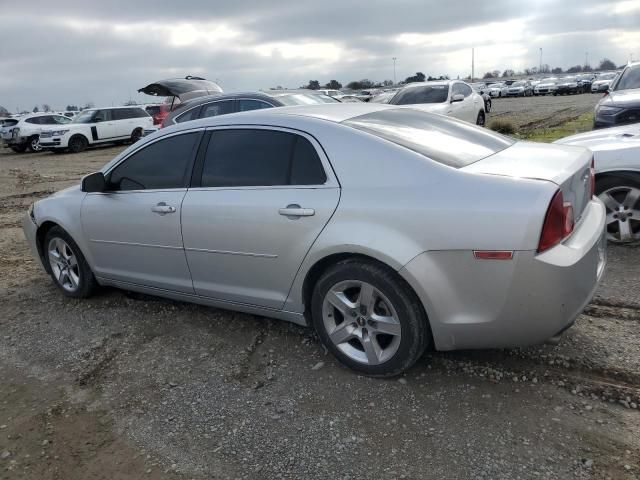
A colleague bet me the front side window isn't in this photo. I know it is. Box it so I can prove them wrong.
[94,110,112,122]
[454,83,472,97]
[25,117,43,124]
[72,110,97,124]
[201,100,234,118]
[389,85,449,105]
[107,132,200,191]
[200,129,326,187]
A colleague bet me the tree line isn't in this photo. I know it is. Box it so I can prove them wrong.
[300,72,450,91]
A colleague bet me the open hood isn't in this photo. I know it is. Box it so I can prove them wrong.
[138,76,223,101]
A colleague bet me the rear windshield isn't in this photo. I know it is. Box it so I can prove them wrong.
[389,85,449,105]
[145,106,161,116]
[342,108,514,168]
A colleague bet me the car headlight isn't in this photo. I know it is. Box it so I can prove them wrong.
[597,106,622,115]
[51,129,70,136]
[28,203,36,224]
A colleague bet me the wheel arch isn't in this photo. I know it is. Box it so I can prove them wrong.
[595,170,640,189]
[35,220,60,273]
[300,252,432,338]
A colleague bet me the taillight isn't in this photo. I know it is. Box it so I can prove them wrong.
[589,157,595,198]
[538,190,575,253]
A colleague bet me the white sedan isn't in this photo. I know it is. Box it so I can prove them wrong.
[555,123,640,242]
[388,81,486,125]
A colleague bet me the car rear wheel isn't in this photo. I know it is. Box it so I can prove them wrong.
[476,111,485,126]
[311,259,430,377]
[68,135,88,153]
[130,128,142,143]
[44,226,97,297]
[27,136,42,152]
[596,175,640,243]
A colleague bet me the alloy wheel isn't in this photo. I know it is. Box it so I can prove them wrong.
[322,280,402,365]
[30,137,42,152]
[48,237,81,292]
[599,186,640,242]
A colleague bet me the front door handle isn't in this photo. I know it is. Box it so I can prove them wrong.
[151,202,176,215]
[279,204,315,218]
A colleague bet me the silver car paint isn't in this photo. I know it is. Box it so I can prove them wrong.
[24,104,606,350]
[553,123,640,175]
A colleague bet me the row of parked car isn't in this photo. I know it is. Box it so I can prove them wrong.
[470,72,619,99]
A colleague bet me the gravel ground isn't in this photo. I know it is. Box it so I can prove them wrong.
[489,92,600,132]
[1,108,639,480]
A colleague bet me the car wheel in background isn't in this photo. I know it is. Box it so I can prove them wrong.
[130,128,143,143]
[44,226,97,298]
[485,99,491,113]
[596,175,640,243]
[476,111,485,127]
[311,259,430,377]
[27,135,42,152]
[68,134,88,153]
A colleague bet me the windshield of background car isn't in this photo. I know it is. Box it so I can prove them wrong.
[511,82,525,87]
[343,108,514,168]
[562,77,576,83]
[389,85,449,105]
[541,78,556,84]
[600,73,617,80]
[72,111,96,123]
[613,66,640,91]
[273,93,340,105]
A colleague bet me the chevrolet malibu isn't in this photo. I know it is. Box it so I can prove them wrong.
[23,104,606,376]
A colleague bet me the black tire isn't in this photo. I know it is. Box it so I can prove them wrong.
[311,259,430,377]
[476,110,485,127]
[27,135,42,152]
[130,128,142,143]
[43,226,97,298]
[485,99,491,113]
[10,144,27,153]
[68,134,88,153]
[595,174,640,243]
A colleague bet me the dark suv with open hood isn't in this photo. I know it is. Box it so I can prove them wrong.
[594,63,640,129]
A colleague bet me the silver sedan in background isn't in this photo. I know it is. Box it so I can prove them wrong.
[23,104,606,376]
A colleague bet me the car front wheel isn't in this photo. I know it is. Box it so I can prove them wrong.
[596,175,640,243]
[311,259,430,377]
[68,135,88,153]
[28,136,42,152]
[44,226,97,297]
[476,111,485,126]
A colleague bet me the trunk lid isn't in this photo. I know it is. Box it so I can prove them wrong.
[462,141,593,219]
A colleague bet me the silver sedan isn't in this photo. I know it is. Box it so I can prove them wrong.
[23,104,606,376]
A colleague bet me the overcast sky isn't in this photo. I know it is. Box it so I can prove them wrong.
[1,0,639,111]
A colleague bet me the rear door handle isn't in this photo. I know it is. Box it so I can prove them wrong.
[279,204,315,217]
[151,202,176,215]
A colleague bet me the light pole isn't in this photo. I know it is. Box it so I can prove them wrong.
[585,51,589,69]
[392,57,397,85]
[539,48,542,75]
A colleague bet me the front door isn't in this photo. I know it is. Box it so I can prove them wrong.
[82,131,202,292]
[91,109,117,141]
[181,127,340,309]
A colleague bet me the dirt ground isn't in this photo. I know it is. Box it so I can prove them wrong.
[1,104,639,480]
[489,92,600,133]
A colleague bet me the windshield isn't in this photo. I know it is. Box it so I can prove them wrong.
[599,73,617,80]
[389,85,449,105]
[613,65,640,91]
[72,110,96,123]
[488,84,502,88]
[541,78,556,84]
[342,108,514,168]
[561,77,576,83]
[511,82,525,87]
[273,93,340,105]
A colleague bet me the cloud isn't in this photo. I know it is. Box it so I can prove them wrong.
[0,0,637,110]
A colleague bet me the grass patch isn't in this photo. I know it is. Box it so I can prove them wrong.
[487,119,515,135]
[520,112,594,143]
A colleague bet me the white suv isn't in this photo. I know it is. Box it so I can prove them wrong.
[3,113,72,153]
[39,106,153,153]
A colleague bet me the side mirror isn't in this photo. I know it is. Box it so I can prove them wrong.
[81,172,106,193]
[451,94,464,103]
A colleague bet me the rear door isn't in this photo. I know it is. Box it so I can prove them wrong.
[181,127,340,309]
[82,130,202,292]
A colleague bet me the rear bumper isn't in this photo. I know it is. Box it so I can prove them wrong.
[399,199,606,351]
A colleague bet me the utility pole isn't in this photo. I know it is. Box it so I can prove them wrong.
[585,51,589,68]
[392,57,397,85]
[471,48,474,81]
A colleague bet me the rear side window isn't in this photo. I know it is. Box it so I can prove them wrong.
[201,101,234,119]
[238,99,272,112]
[107,132,200,191]
[112,109,128,120]
[343,108,514,168]
[25,117,42,124]
[200,129,326,187]
[175,106,202,123]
